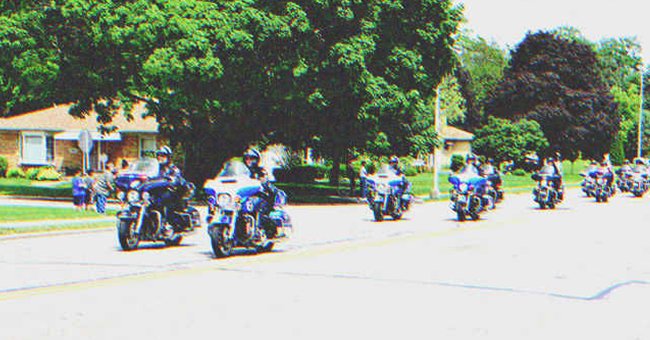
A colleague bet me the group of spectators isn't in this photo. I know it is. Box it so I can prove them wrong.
[71,160,129,214]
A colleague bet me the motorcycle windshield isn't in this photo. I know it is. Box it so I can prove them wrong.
[127,158,160,177]
[369,165,402,186]
[218,161,252,178]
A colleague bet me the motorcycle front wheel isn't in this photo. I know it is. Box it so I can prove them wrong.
[373,203,384,222]
[210,225,233,258]
[457,210,466,222]
[164,234,183,246]
[118,219,140,251]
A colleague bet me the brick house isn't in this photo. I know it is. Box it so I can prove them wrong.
[0,103,164,173]
[427,125,475,168]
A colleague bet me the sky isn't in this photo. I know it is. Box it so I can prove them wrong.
[457,0,650,62]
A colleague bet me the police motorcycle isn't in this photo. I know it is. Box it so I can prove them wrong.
[449,171,492,221]
[532,173,563,209]
[581,173,596,197]
[116,161,201,251]
[365,165,412,222]
[204,161,292,258]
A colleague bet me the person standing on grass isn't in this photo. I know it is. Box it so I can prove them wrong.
[359,161,368,198]
[94,163,116,214]
[83,169,95,211]
[72,170,87,210]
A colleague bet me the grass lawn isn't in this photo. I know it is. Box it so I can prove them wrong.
[0,206,116,223]
[0,221,114,236]
[0,178,71,197]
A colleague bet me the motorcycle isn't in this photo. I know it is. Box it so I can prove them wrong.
[629,172,648,197]
[365,166,412,222]
[532,174,563,209]
[116,169,201,251]
[204,161,292,258]
[615,169,632,193]
[581,174,595,197]
[484,173,504,204]
[449,174,491,221]
[590,172,614,203]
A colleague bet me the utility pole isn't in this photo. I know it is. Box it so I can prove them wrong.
[638,63,645,159]
[430,86,441,199]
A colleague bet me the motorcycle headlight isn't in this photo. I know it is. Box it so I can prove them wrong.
[117,191,126,201]
[130,180,141,189]
[376,183,389,194]
[142,192,151,202]
[127,190,140,203]
[217,193,232,207]
[459,183,468,192]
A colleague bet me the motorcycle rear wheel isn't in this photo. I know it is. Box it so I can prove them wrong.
[118,219,139,251]
[211,225,233,258]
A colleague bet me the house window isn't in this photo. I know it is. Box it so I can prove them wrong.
[140,136,157,158]
[21,132,54,165]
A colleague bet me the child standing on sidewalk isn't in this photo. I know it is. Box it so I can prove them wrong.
[72,170,87,210]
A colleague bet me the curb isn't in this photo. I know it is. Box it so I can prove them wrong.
[0,227,114,241]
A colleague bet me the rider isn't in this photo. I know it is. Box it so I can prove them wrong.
[243,148,279,227]
[480,158,502,196]
[388,156,412,210]
[633,158,647,173]
[156,146,185,236]
[460,153,481,176]
[534,157,564,200]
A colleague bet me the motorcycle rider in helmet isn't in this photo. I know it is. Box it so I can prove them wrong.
[533,157,564,200]
[243,148,279,227]
[460,153,481,176]
[156,146,185,236]
[388,156,412,210]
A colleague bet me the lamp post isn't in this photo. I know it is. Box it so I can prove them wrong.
[430,86,441,199]
[638,63,645,159]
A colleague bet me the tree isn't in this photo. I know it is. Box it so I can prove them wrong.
[0,0,463,186]
[485,31,620,161]
[472,116,549,166]
[455,32,508,130]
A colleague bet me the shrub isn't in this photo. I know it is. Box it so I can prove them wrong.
[513,168,527,176]
[403,167,418,177]
[7,168,26,178]
[275,165,329,183]
[450,154,465,172]
[36,167,62,181]
[0,156,7,177]
[25,168,40,180]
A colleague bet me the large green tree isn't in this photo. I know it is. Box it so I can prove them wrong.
[472,116,549,166]
[485,31,620,161]
[0,0,462,186]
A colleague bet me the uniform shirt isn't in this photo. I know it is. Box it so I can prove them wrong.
[72,176,87,196]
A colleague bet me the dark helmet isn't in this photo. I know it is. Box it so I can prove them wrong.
[466,153,476,162]
[243,148,261,166]
[624,159,631,165]
[389,156,399,164]
[156,145,172,157]
[547,157,555,163]
[486,158,494,164]
[635,158,644,165]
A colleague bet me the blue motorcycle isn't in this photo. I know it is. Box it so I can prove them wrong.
[449,174,490,221]
[115,158,160,203]
[365,166,412,222]
[204,161,292,258]
[116,174,200,251]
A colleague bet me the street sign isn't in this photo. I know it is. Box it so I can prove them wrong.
[78,130,93,154]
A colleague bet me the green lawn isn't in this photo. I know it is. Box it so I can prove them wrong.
[0,206,115,223]
[0,178,72,197]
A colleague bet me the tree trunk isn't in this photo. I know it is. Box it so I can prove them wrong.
[329,156,341,186]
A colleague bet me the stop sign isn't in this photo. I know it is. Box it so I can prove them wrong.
[78,130,94,154]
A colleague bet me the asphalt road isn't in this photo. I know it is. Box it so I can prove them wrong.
[2,189,650,339]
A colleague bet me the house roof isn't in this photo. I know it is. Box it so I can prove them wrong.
[441,126,474,141]
[0,102,158,133]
